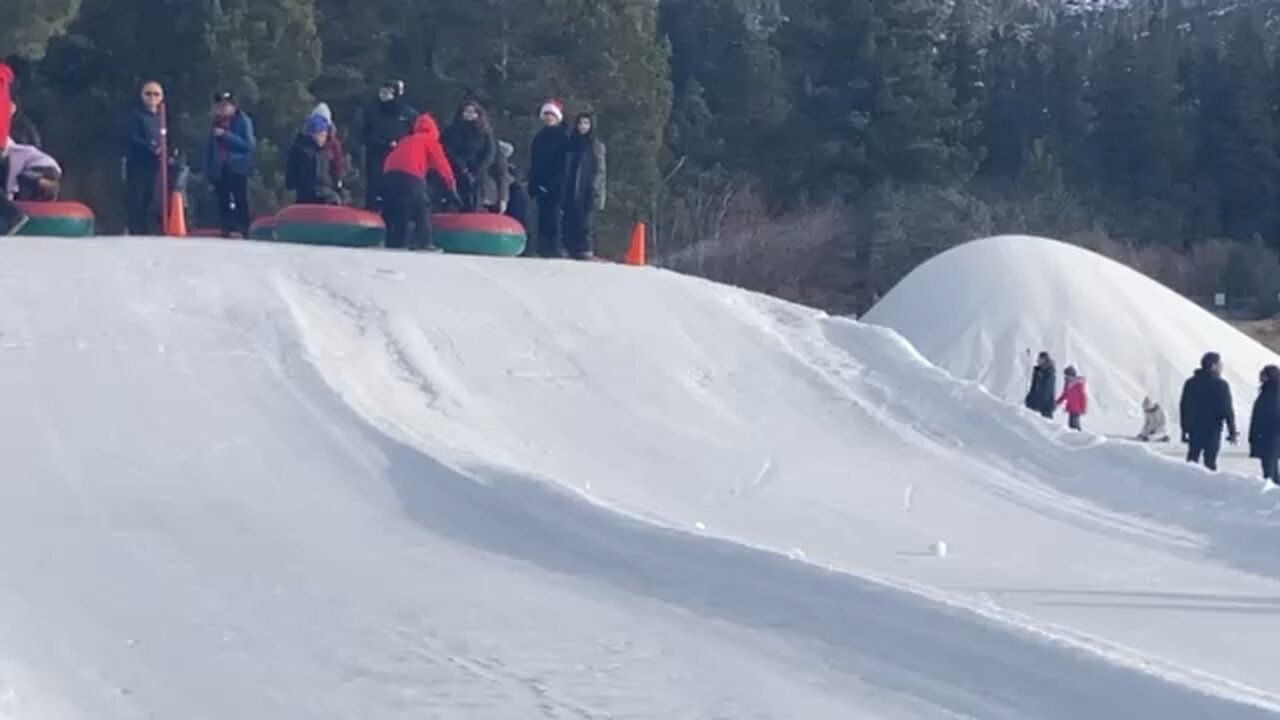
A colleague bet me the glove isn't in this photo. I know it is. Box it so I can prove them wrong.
[1228,433,1239,445]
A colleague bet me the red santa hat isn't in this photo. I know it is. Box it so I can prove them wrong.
[539,99,564,122]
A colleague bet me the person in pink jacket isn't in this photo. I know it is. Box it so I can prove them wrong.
[1057,366,1088,431]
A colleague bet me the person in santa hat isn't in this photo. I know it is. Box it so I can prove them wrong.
[528,99,569,257]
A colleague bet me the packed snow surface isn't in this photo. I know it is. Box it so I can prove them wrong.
[2,236,1280,718]
[865,234,1280,436]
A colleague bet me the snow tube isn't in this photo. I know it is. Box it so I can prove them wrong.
[271,205,385,247]
[248,215,276,241]
[13,201,95,237]
[432,213,526,256]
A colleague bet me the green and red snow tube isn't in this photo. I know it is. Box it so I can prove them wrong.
[431,213,526,256]
[271,205,385,247]
[13,201,96,237]
[263,205,526,256]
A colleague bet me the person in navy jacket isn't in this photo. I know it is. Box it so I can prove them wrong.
[123,81,167,235]
[203,91,256,237]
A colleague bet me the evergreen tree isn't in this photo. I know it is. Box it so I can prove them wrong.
[1196,14,1280,243]
[1041,16,1091,185]
[772,0,972,202]
[0,0,81,60]
[662,0,786,173]
[1087,20,1190,242]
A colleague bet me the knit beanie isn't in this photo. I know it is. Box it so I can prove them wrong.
[311,103,333,122]
[539,99,564,123]
[304,115,330,135]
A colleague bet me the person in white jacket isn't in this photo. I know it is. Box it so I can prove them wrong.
[1137,397,1170,442]
[4,139,61,201]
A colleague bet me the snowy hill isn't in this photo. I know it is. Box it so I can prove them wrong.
[865,235,1280,437]
[3,236,1280,718]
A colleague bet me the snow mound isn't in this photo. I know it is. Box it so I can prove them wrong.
[864,234,1280,435]
[3,237,1280,717]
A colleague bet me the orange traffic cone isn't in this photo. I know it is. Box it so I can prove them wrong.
[624,222,646,266]
[166,191,188,237]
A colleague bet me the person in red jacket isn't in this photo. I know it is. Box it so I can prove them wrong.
[0,61,30,236]
[1057,366,1088,431]
[381,113,458,251]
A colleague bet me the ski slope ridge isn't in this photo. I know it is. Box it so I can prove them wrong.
[1,237,1279,718]
[865,234,1280,436]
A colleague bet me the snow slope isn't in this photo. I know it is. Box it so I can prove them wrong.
[2,237,1280,718]
[865,234,1280,436]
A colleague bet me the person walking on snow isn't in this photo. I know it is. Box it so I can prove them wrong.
[361,80,417,211]
[203,91,256,238]
[1024,351,1057,419]
[442,100,497,212]
[1136,397,1169,442]
[529,99,568,256]
[1057,366,1087,431]
[381,113,459,251]
[123,81,168,236]
[1248,365,1280,486]
[1180,351,1238,471]
[286,115,343,205]
[0,61,28,235]
[561,112,607,261]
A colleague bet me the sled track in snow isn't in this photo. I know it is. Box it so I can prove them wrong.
[282,271,1280,717]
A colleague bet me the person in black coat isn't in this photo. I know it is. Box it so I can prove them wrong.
[442,100,497,213]
[529,99,568,257]
[561,112,607,261]
[1248,365,1280,484]
[123,81,167,235]
[360,80,417,211]
[1180,351,1238,471]
[1024,351,1057,419]
[286,116,342,205]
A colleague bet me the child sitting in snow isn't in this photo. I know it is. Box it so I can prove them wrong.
[1136,396,1169,442]
[1056,366,1088,431]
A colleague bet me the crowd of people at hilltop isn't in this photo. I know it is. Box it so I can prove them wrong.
[1026,350,1280,485]
[0,65,607,258]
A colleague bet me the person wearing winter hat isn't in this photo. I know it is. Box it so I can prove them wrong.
[496,140,529,232]
[302,103,346,196]
[1055,366,1088,431]
[0,61,30,235]
[528,99,568,256]
[1136,396,1169,442]
[285,115,342,206]
[560,112,607,260]
[1180,351,1238,471]
[203,90,257,237]
[361,80,417,211]
[381,113,459,251]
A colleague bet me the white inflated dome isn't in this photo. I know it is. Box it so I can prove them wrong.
[864,235,1280,434]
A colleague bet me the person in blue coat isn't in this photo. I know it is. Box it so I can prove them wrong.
[203,91,256,237]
